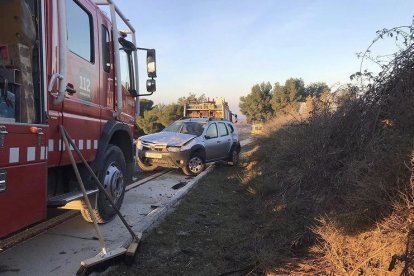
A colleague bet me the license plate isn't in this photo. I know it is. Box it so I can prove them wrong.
[145,152,162,159]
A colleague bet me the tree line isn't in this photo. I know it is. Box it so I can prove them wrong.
[239,78,331,123]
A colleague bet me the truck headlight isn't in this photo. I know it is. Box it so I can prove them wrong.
[137,140,143,150]
[167,146,181,152]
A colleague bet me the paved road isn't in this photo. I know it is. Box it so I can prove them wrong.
[0,138,251,275]
[0,168,211,275]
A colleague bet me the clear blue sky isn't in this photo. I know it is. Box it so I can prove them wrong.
[113,0,414,114]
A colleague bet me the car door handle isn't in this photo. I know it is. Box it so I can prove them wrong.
[217,141,221,144]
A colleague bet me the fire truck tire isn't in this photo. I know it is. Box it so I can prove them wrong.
[81,145,126,223]
[137,157,158,171]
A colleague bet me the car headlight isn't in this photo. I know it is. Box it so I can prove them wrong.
[167,146,181,152]
[137,140,143,150]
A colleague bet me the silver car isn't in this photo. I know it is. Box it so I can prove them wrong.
[136,118,241,175]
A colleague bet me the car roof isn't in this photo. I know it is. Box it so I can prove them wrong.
[178,118,210,123]
[178,118,234,123]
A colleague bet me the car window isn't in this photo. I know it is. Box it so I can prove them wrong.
[218,122,229,136]
[181,122,206,136]
[163,121,207,136]
[226,123,234,133]
[163,121,183,133]
[206,123,218,138]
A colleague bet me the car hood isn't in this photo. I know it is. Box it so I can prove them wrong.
[140,132,196,146]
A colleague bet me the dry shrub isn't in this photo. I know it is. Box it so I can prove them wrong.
[244,40,414,273]
[313,216,407,275]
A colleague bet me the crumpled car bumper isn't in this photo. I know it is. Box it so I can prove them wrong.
[137,149,191,169]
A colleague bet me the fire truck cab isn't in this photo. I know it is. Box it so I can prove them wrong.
[0,0,157,238]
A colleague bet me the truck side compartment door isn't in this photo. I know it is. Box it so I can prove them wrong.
[0,0,47,238]
[0,125,47,238]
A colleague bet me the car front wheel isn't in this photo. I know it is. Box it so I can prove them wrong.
[182,154,205,176]
[137,156,158,172]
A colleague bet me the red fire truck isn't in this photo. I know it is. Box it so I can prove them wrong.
[0,0,157,238]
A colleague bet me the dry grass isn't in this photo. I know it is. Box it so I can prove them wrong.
[241,43,414,274]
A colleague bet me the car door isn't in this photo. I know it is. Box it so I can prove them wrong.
[217,122,232,159]
[227,122,238,143]
[204,123,221,161]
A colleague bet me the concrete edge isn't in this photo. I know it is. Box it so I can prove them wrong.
[120,164,216,249]
[139,164,215,235]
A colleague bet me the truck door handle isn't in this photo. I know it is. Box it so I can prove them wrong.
[0,126,7,135]
[66,83,77,94]
[0,170,6,192]
[0,126,7,148]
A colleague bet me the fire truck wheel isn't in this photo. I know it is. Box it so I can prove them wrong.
[137,157,158,171]
[81,145,126,223]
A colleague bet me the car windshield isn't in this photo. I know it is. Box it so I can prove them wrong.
[163,121,207,136]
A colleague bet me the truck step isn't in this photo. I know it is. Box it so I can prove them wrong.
[47,189,98,206]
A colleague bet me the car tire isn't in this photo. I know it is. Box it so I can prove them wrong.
[182,153,206,176]
[229,148,240,166]
[137,156,158,172]
[81,145,126,223]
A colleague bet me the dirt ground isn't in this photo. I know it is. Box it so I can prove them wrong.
[101,146,268,275]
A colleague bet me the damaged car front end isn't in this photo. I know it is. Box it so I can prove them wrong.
[136,120,207,174]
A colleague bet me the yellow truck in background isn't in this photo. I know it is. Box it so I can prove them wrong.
[251,122,264,135]
[184,97,238,122]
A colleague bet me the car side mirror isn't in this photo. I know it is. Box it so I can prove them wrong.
[204,135,211,140]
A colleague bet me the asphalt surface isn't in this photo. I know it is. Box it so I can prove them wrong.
[0,138,251,275]
[0,168,210,275]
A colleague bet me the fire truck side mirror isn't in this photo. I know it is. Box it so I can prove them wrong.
[147,49,156,78]
[146,78,156,93]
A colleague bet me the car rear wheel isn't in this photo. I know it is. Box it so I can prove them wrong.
[229,148,240,166]
[137,157,158,172]
[182,154,205,176]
